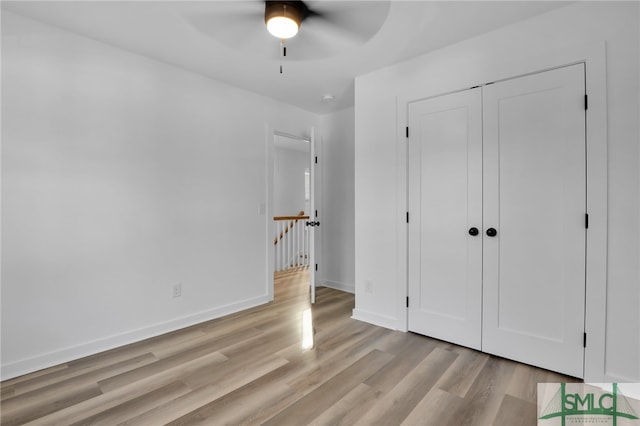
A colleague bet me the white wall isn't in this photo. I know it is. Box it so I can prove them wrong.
[1,11,320,379]
[319,108,355,293]
[354,1,639,382]
[273,143,308,217]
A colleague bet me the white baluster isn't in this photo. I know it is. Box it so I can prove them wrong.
[284,221,288,270]
[278,221,283,271]
[295,220,299,267]
[292,221,296,268]
[288,221,292,269]
[279,221,283,271]
[280,221,285,271]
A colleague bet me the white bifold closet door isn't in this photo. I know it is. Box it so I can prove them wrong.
[408,63,586,377]
[408,87,483,350]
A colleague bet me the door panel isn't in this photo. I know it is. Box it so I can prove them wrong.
[482,64,586,377]
[309,127,316,304]
[408,88,483,350]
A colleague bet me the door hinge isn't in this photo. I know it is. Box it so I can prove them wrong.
[406,296,409,308]
[315,264,318,271]
[406,212,409,223]
[584,94,588,110]
[315,156,318,164]
[406,127,409,138]
[585,213,589,229]
[583,332,587,347]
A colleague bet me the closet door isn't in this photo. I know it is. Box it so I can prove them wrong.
[408,88,483,350]
[482,64,586,378]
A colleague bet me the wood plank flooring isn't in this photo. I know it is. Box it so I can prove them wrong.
[1,267,580,425]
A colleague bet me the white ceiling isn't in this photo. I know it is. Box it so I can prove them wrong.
[2,1,572,115]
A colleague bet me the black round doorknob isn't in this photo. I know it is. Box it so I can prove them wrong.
[486,228,497,237]
[468,227,479,236]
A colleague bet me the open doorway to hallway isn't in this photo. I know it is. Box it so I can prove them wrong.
[270,130,316,303]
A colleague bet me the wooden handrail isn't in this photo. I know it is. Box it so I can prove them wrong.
[274,212,308,245]
[274,215,310,221]
[273,211,310,270]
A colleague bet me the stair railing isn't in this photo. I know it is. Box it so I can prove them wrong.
[274,212,310,272]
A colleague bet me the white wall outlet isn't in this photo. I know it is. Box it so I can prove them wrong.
[258,203,266,215]
[365,280,373,293]
[172,283,182,298]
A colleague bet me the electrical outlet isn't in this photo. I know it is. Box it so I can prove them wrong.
[172,283,182,298]
[365,280,373,293]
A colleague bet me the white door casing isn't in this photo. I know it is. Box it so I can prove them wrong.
[482,64,586,378]
[408,88,483,350]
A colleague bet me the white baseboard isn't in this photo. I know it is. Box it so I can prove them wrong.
[351,308,398,330]
[1,294,272,381]
[598,371,640,383]
[320,280,355,294]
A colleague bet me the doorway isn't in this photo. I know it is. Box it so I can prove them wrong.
[269,129,317,304]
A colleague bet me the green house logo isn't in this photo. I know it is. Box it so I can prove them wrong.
[539,383,639,426]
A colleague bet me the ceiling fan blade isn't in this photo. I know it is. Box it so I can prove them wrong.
[303,1,390,44]
[181,1,275,54]
[284,21,358,60]
[302,15,367,48]
[282,1,388,61]
[187,13,266,49]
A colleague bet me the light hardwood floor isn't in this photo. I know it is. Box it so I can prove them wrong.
[1,267,579,425]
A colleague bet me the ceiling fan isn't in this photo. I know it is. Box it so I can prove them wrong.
[264,1,318,73]
[183,1,390,70]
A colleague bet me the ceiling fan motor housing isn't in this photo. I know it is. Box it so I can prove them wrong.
[265,1,305,29]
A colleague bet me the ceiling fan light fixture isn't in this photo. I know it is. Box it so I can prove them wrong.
[267,16,299,39]
[265,2,302,39]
